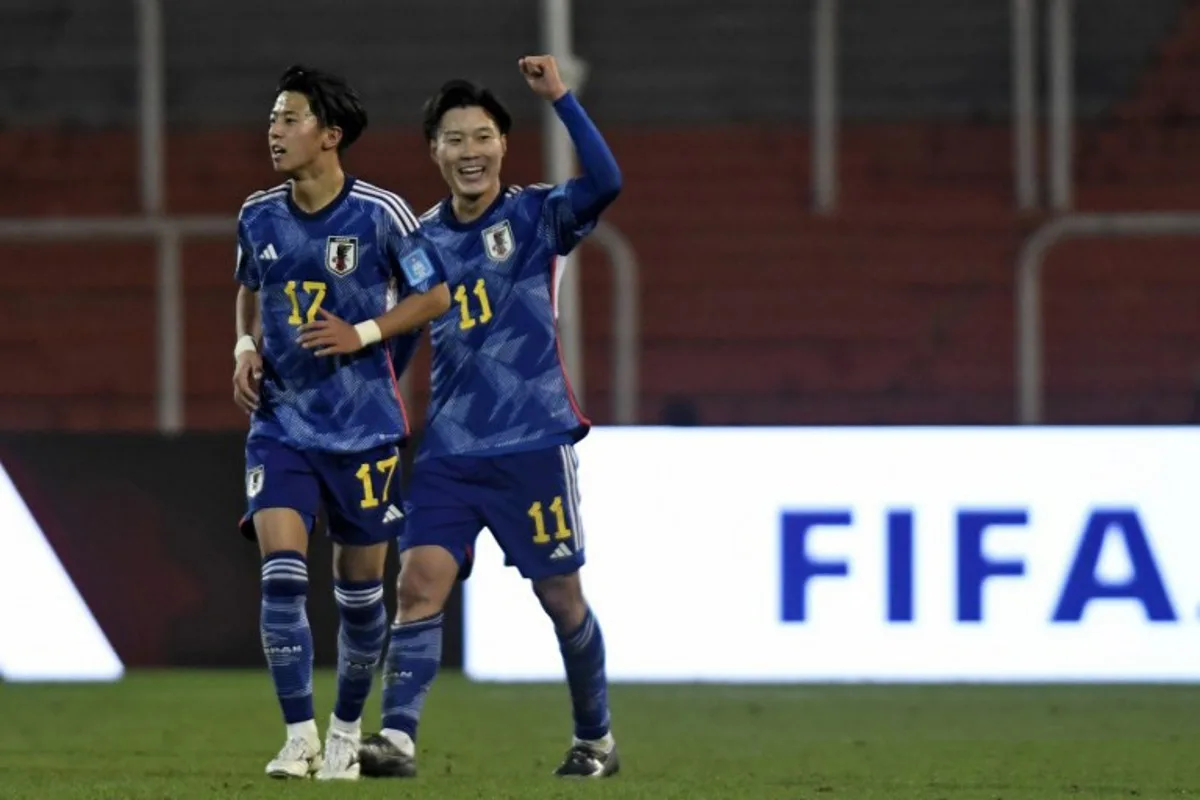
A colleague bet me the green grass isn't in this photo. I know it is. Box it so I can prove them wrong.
[0,670,1197,798]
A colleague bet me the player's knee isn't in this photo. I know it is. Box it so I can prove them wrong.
[395,576,432,616]
[253,508,309,558]
[333,542,388,583]
[395,546,458,619]
[533,572,587,630]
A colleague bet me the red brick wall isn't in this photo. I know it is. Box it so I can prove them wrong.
[3,117,1199,430]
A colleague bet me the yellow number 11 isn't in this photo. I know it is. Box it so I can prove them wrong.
[455,278,493,330]
[528,496,572,544]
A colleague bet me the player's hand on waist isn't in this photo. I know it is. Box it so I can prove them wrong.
[233,351,263,414]
[297,307,368,357]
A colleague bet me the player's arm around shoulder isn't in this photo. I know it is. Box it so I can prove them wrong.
[295,227,451,358]
[369,243,452,344]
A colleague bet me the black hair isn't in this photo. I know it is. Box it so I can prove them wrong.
[275,64,368,151]
[422,79,512,142]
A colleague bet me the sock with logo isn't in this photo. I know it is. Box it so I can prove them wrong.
[332,578,388,727]
[380,612,443,746]
[260,550,315,725]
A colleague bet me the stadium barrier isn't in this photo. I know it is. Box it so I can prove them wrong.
[466,426,1200,683]
[5,426,1197,684]
[0,432,463,679]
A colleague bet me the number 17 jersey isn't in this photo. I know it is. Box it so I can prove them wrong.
[235,177,444,454]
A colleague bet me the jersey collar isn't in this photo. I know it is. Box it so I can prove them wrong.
[286,175,357,221]
[438,185,510,232]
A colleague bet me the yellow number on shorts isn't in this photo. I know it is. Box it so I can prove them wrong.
[356,454,400,509]
[454,278,493,330]
[528,496,572,544]
[284,280,327,325]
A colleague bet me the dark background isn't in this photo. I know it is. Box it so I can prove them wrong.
[0,433,464,668]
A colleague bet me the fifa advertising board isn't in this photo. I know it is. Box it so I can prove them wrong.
[464,426,1200,683]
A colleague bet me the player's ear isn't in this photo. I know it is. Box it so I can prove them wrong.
[500,134,508,157]
[323,125,344,152]
[428,139,439,164]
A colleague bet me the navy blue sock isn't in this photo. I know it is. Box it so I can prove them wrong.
[260,551,314,724]
[332,578,388,725]
[559,608,611,741]
[380,613,443,741]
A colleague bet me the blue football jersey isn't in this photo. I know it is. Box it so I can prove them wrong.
[235,177,445,454]
[416,183,598,460]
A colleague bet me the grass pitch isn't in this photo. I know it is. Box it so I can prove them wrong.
[0,670,1196,799]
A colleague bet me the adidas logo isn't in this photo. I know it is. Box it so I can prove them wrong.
[383,504,404,523]
[259,243,279,261]
[549,542,573,560]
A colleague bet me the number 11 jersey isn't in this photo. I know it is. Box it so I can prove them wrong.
[415,183,597,461]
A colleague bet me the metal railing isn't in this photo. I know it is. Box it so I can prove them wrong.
[587,221,641,425]
[0,211,641,432]
[0,215,231,433]
[0,0,642,433]
[1016,213,1200,423]
[805,1,1195,425]
[812,0,839,214]
[807,0,1075,214]
[9,1,1190,429]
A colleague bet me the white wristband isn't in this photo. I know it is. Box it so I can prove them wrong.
[233,335,257,360]
[354,319,382,347]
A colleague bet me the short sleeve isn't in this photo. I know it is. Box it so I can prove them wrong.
[538,181,599,257]
[234,213,260,290]
[386,218,446,294]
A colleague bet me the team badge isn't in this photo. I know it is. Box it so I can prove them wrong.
[325,235,359,277]
[482,220,515,262]
[246,465,265,498]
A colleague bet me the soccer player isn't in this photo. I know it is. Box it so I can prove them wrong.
[231,64,451,781]
[354,55,623,779]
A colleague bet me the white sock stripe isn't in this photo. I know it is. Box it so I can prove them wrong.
[262,563,308,576]
[262,558,307,572]
[262,565,309,581]
[334,584,384,598]
[336,598,383,610]
[334,587,385,607]
[335,593,383,604]
[567,612,596,649]
[264,555,306,566]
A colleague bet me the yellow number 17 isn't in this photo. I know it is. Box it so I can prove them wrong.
[284,280,327,325]
[356,454,399,509]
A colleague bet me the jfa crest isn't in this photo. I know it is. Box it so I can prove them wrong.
[325,235,359,277]
[246,465,265,498]
[482,220,514,263]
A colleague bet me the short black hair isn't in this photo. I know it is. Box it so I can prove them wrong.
[276,64,368,151]
[422,79,512,142]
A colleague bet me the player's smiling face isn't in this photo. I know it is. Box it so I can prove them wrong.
[431,106,507,201]
[268,91,328,174]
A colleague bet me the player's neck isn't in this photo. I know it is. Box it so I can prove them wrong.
[450,184,501,224]
[289,163,346,215]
